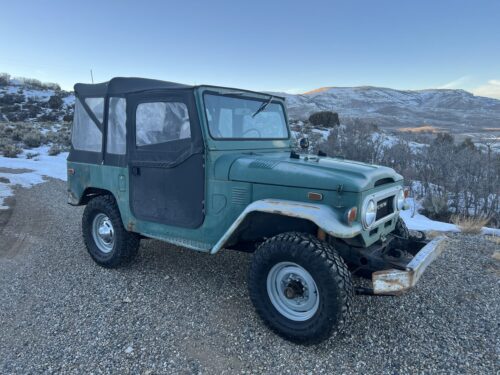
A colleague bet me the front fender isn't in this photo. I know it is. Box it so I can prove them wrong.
[210,199,362,254]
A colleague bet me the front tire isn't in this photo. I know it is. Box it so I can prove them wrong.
[248,232,354,344]
[82,195,140,268]
[394,217,410,239]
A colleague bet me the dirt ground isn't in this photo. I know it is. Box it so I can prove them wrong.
[0,179,499,374]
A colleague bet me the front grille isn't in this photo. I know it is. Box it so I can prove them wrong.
[376,196,394,220]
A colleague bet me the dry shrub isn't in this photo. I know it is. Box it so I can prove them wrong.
[422,193,450,222]
[451,215,489,234]
[48,144,61,156]
[23,131,42,148]
[2,144,22,158]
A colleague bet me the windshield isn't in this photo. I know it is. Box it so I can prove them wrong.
[204,93,289,139]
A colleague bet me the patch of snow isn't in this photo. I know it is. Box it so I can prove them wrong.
[0,146,68,209]
[401,198,500,236]
[310,128,331,140]
[63,94,75,106]
[400,207,459,233]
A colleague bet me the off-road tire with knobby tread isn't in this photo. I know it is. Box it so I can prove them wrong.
[394,217,410,239]
[248,232,354,344]
[82,195,140,268]
[394,217,426,242]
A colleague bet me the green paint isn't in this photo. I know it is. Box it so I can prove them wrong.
[68,86,404,252]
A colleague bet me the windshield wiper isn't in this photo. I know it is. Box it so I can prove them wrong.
[251,95,274,118]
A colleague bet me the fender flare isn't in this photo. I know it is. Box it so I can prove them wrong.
[210,199,362,254]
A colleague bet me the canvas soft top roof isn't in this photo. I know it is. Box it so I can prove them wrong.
[74,77,192,98]
[74,77,285,100]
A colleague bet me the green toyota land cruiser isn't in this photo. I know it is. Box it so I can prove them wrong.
[67,77,444,344]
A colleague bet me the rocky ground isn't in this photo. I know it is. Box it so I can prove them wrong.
[0,179,499,374]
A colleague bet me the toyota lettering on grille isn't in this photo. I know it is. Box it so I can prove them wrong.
[377,201,387,210]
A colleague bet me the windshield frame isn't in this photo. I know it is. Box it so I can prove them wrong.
[202,90,290,141]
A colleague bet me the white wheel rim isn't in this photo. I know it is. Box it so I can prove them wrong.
[92,213,115,254]
[266,262,320,321]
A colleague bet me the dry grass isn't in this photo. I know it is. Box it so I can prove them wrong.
[451,215,489,234]
[397,125,443,134]
[487,236,500,246]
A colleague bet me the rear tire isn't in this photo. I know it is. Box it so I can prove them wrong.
[248,232,354,344]
[82,195,140,268]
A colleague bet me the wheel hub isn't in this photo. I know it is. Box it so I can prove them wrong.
[266,262,319,321]
[92,213,115,253]
[284,279,305,299]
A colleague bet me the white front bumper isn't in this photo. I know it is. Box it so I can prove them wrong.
[372,236,446,295]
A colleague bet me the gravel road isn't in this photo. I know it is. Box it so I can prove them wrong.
[1,179,499,374]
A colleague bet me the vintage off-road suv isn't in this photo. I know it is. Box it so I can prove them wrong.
[67,77,444,343]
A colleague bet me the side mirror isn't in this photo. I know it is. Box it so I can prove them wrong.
[299,137,310,150]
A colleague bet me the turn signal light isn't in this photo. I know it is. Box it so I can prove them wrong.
[346,207,357,226]
[404,188,410,198]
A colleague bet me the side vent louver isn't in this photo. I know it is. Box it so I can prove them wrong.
[231,187,249,205]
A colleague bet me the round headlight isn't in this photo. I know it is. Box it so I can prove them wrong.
[396,189,405,210]
[364,199,376,227]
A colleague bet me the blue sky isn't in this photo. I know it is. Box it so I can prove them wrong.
[1,0,499,98]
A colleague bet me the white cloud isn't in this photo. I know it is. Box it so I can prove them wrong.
[438,76,471,89]
[471,79,500,99]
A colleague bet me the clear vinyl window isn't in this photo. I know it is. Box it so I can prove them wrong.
[71,98,102,152]
[107,97,126,155]
[84,97,104,123]
[135,102,191,146]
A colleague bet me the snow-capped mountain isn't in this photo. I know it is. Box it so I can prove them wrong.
[276,86,500,131]
[1,73,500,136]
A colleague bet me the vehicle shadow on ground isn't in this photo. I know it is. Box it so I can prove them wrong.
[115,237,389,348]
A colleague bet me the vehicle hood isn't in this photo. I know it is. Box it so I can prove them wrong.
[228,153,402,192]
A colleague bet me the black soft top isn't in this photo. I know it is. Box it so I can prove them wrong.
[74,77,192,98]
[74,77,285,100]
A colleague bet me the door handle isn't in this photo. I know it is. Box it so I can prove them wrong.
[131,166,141,176]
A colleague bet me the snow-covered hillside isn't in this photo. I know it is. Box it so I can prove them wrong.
[274,86,500,133]
[0,78,74,123]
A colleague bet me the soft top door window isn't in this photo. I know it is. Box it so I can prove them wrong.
[107,97,126,155]
[136,101,191,147]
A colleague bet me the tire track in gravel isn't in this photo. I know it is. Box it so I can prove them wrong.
[0,182,53,259]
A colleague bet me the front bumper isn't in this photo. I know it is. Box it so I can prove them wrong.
[371,236,446,295]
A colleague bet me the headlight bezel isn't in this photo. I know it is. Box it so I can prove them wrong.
[395,189,405,211]
[362,199,377,228]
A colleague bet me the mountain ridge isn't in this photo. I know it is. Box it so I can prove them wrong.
[271,86,500,134]
[1,74,499,137]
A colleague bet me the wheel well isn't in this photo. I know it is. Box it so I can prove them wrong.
[80,187,115,205]
[225,212,318,252]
